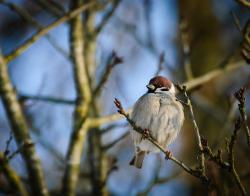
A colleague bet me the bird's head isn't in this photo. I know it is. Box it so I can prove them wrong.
[146,76,175,95]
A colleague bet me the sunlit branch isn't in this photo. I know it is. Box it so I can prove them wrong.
[176,85,206,176]
[183,61,245,91]
[0,0,69,59]
[236,0,250,8]
[62,1,93,195]
[4,1,97,62]
[0,153,28,196]
[89,108,132,128]
[0,53,48,195]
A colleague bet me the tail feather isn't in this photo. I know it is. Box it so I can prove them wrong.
[130,151,146,169]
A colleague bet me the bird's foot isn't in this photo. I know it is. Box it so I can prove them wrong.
[165,150,172,160]
[142,129,150,140]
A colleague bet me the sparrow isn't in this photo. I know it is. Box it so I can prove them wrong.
[130,76,184,168]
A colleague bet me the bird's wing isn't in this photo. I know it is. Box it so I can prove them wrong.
[154,97,184,147]
[130,94,160,145]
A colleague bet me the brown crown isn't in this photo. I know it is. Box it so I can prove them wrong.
[148,76,172,89]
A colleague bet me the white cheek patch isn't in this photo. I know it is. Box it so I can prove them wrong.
[155,84,175,95]
[169,84,175,95]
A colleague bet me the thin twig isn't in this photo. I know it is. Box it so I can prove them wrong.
[102,131,129,150]
[202,145,230,170]
[0,53,48,195]
[176,85,206,176]
[19,94,76,105]
[241,19,250,64]
[0,153,28,196]
[154,52,164,76]
[234,87,250,146]
[228,118,247,196]
[4,1,97,62]
[95,0,121,34]
[4,132,13,157]
[0,0,69,59]
[93,51,123,96]
[236,0,250,8]
[231,11,242,33]
[138,169,182,196]
[31,0,65,17]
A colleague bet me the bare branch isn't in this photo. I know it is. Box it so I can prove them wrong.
[102,131,129,150]
[89,108,132,128]
[202,119,247,195]
[0,53,48,195]
[95,0,121,34]
[93,51,123,96]
[228,118,247,196]
[138,170,182,196]
[19,93,76,105]
[0,153,28,196]
[176,85,206,176]
[31,0,65,17]
[234,87,250,146]
[154,52,164,76]
[202,145,230,170]
[62,1,93,195]
[4,1,97,62]
[240,20,250,64]
[183,61,245,91]
[0,0,69,59]
[236,0,250,8]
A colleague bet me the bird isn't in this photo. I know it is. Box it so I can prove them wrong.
[130,76,184,168]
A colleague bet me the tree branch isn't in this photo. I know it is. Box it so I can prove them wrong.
[89,108,132,128]
[228,118,247,196]
[4,1,97,62]
[62,1,93,195]
[176,85,206,176]
[19,93,76,105]
[93,51,123,96]
[95,0,121,34]
[0,0,69,59]
[102,131,129,150]
[236,0,250,8]
[183,61,245,91]
[0,153,28,196]
[31,0,65,17]
[234,87,250,146]
[0,54,48,195]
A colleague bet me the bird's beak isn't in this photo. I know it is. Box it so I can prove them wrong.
[146,84,155,91]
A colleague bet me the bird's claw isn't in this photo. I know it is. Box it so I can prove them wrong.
[142,129,150,140]
[165,150,172,159]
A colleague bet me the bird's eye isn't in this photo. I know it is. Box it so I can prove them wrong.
[161,88,169,91]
